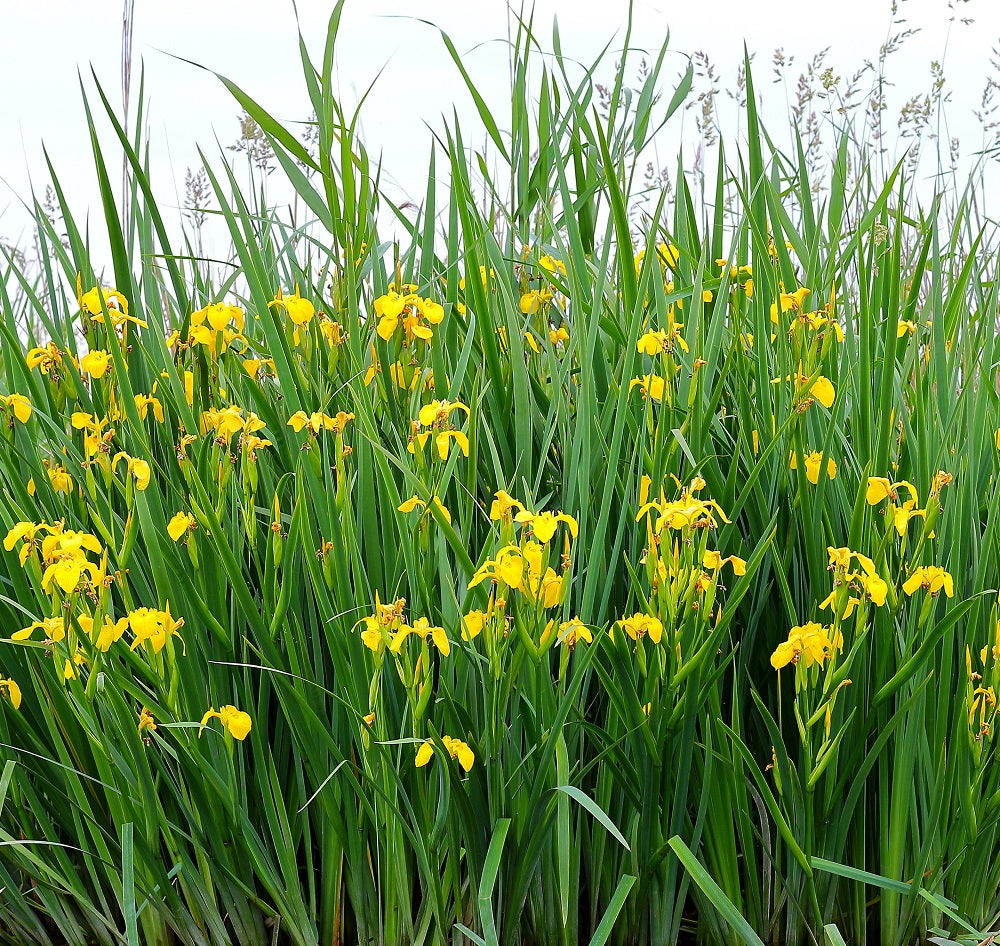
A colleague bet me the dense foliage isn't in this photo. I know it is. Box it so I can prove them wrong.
[1,6,999,945]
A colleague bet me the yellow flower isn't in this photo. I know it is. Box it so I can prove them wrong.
[867,479,927,536]
[353,595,407,654]
[40,546,102,595]
[128,603,184,653]
[78,280,130,319]
[461,608,491,641]
[902,566,954,598]
[27,461,74,496]
[702,550,747,575]
[769,287,811,323]
[789,450,836,485]
[26,343,64,374]
[189,302,246,356]
[408,429,470,461]
[636,486,730,534]
[514,509,578,544]
[520,289,553,314]
[417,399,469,429]
[77,614,126,650]
[615,613,664,644]
[397,495,451,523]
[199,704,252,740]
[629,374,668,402]
[636,329,670,355]
[469,546,525,591]
[556,617,592,647]
[80,350,111,378]
[0,677,22,710]
[138,706,156,734]
[168,512,197,542]
[415,735,475,771]
[389,616,450,657]
[134,393,165,424]
[538,253,567,275]
[287,410,353,435]
[770,621,836,669]
[201,406,248,442]
[521,542,564,607]
[772,367,835,409]
[72,411,115,457]
[374,291,444,342]
[0,393,33,423]
[866,477,917,506]
[13,616,66,642]
[490,490,525,521]
[897,320,917,337]
[270,287,315,327]
[113,452,151,491]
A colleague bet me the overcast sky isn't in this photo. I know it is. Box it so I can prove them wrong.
[1,0,997,256]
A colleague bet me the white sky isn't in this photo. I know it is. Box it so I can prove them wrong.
[1,0,997,257]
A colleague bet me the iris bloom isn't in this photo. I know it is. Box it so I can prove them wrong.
[409,429,469,461]
[202,406,249,443]
[168,512,197,541]
[902,566,954,598]
[128,603,184,653]
[521,542,564,607]
[821,546,888,614]
[72,411,116,457]
[270,287,315,327]
[134,393,165,424]
[398,495,451,524]
[137,707,156,734]
[27,462,73,496]
[555,617,592,647]
[615,613,664,644]
[80,350,111,378]
[389,617,450,657]
[38,529,104,594]
[13,616,66,642]
[461,606,492,641]
[469,546,526,591]
[490,490,525,521]
[26,343,64,374]
[702,550,747,575]
[374,290,444,342]
[199,704,252,740]
[0,678,22,710]
[353,595,407,654]
[0,393,32,423]
[770,621,837,669]
[629,374,668,402]
[636,487,730,534]
[415,735,475,771]
[189,302,245,356]
[790,450,836,484]
[287,410,353,435]
[113,452,151,491]
[514,509,578,544]
[866,478,926,536]
[769,287,810,323]
[76,614,129,651]
[771,366,835,409]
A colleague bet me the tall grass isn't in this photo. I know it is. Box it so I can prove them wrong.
[1,5,999,945]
